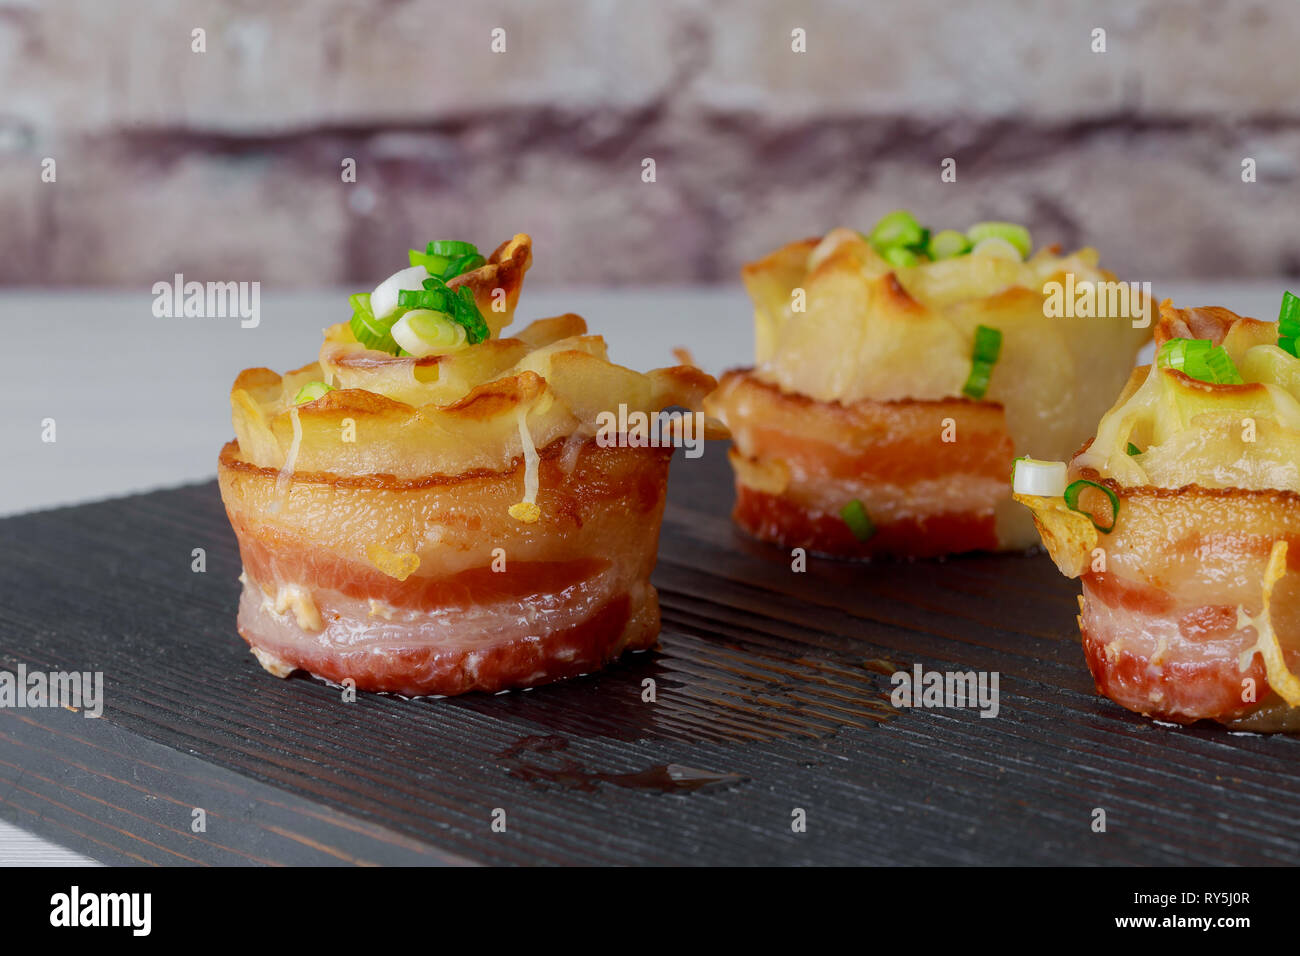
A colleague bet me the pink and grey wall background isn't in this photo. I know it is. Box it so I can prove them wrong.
[3,0,1298,288]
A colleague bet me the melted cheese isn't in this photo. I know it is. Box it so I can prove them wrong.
[272,407,303,510]
[262,583,322,632]
[508,404,542,524]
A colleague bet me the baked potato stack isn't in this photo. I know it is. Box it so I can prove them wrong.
[706,219,1151,558]
[1017,302,1300,729]
[219,235,715,695]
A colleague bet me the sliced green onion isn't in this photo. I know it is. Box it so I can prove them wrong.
[293,381,335,405]
[445,284,490,344]
[371,265,431,320]
[1126,442,1142,456]
[349,309,400,354]
[881,245,919,269]
[966,221,1032,259]
[427,240,478,258]
[1202,347,1244,385]
[410,242,486,280]
[1010,454,1025,483]
[1157,338,1242,384]
[1278,291,1300,355]
[348,292,372,315]
[971,324,1003,364]
[1011,457,1068,497]
[969,236,1023,261]
[409,249,451,274]
[963,362,993,399]
[442,252,487,280]
[868,210,926,252]
[390,309,469,357]
[1280,291,1300,333]
[1064,479,1119,533]
[1157,338,1211,372]
[927,229,971,260]
[398,286,453,312]
[961,325,1003,399]
[840,499,875,542]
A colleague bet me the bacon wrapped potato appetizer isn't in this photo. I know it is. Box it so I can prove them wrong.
[218,235,715,696]
[1015,299,1300,730]
[705,212,1152,557]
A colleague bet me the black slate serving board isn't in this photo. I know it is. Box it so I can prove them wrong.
[0,448,1297,866]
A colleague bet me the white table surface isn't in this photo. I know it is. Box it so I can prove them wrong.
[0,279,1290,864]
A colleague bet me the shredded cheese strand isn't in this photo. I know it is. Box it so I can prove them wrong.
[271,407,303,512]
[508,404,541,523]
[1236,540,1300,708]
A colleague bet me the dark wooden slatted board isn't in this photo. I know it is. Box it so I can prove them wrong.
[1,448,1297,865]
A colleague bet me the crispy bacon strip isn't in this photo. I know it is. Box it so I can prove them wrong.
[219,439,673,695]
[1019,464,1300,728]
[705,369,1015,557]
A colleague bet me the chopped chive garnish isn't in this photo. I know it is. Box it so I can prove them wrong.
[1064,479,1119,534]
[868,210,926,253]
[1278,291,1300,355]
[840,499,875,542]
[966,222,1032,259]
[293,381,334,405]
[962,325,1003,399]
[1126,442,1141,456]
[1157,338,1243,384]
[927,229,970,260]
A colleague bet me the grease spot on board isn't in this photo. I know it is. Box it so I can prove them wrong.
[455,631,898,745]
[497,736,745,793]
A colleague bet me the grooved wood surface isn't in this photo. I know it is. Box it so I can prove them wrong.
[0,449,1297,865]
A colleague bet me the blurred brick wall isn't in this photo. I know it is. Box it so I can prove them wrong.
[2,0,1299,287]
